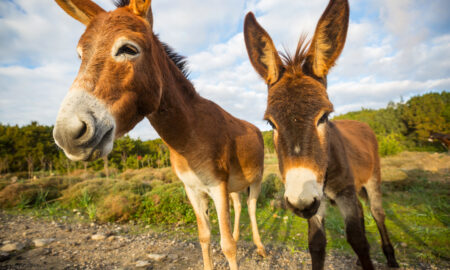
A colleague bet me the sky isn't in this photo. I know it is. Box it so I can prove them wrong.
[0,0,449,140]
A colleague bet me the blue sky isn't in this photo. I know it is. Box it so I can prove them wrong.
[0,0,449,140]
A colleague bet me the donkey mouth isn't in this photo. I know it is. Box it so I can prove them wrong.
[285,198,321,219]
[57,126,114,162]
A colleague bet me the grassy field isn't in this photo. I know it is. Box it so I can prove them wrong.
[0,151,449,267]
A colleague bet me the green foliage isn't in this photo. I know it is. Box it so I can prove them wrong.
[262,131,275,153]
[378,133,404,157]
[0,123,170,175]
[137,183,196,225]
[334,91,449,155]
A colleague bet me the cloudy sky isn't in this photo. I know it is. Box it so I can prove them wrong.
[0,0,449,140]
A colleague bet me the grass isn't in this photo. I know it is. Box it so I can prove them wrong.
[0,151,449,267]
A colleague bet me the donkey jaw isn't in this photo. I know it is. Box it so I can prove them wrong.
[284,167,324,218]
[53,89,116,161]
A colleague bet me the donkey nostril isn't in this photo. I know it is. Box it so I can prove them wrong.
[74,121,88,140]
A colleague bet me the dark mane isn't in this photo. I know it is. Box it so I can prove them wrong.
[161,42,190,78]
[114,0,129,7]
[280,34,310,73]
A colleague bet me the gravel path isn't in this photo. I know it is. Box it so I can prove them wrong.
[0,211,438,270]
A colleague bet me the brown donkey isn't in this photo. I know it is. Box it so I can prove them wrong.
[244,0,399,269]
[52,0,266,269]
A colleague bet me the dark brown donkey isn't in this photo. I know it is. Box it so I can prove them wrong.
[244,0,399,269]
[52,0,266,269]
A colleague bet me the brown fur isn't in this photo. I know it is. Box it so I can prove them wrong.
[429,132,450,151]
[244,0,399,269]
[54,0,266,269]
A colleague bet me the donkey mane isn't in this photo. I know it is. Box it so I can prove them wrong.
[280,35,310,74]
[114,0,129,7]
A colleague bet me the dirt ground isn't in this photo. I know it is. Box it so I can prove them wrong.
[0,212,441,270]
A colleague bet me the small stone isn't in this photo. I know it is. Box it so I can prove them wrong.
[147,253,166,262]
[168,254,178,261]
[22,231,28,237]
[91,233,106,241]
[1,242,25,252]
[33,238,55,247]
[135,260,151,267]
[107,236,116,242]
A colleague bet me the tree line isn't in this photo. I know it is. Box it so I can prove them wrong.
[0,123,170,175]
[263,91,449,155]
[0,91,447,175]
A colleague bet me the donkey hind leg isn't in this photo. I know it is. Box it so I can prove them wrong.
[247,181,267,257]
[335,187,374,270]
[210,182,238,270]
[308,199,327,270]
[184,186,213,270]
[230,192,242,242]
[365,179,399,267]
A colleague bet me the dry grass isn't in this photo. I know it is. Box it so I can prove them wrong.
[381,151,450,182]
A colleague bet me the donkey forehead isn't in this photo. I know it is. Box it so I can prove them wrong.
[266,83,332,120]
[79,9,149,45]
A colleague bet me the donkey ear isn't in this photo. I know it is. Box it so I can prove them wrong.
[55,0,105,26]
[129,0,151,17]
[244,12,284,86]
[303,0,349,78]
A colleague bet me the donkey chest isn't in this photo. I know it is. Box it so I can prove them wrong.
[174,167,221,194]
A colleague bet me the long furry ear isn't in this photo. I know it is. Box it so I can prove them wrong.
[55,0,105,25]
[244,12,284,86]
[129,0,151,17]
[303,0,349,78]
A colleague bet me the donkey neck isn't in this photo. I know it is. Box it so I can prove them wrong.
[147,39,199,151]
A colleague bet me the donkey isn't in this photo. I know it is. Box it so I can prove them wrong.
[52,0,266,269]
[428,132,450,152]
[244,0,399,269]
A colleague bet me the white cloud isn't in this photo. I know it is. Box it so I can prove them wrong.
[0,0,448,140]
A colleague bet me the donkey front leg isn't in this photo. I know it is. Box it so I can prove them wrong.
[308,199,327,270]
[184,186,213,270]
[335,187,374,270]
[211,182,238,270]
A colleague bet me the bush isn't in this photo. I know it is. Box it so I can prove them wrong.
[259,173,284,204]
[137,182,196,225]
[378,133,404,157]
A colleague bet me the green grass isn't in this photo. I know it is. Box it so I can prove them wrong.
[0,151,449,267]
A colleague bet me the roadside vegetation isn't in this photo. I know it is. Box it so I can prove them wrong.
[0,152,448,267]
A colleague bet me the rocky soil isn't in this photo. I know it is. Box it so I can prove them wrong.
[0,211,440,270]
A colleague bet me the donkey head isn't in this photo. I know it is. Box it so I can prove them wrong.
[244,0,349,218]
[53,0,163,161]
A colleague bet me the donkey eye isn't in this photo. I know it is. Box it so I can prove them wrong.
[267,120,276,130]
[317,113,329,126]
[115,44,139,56]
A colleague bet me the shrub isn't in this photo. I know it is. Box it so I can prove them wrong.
[259,173,284,204]
[378,133,404,157]
[137,182,196,225]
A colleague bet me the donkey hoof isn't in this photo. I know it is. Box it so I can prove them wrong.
[388,261,400,268]
[257,247,267,257]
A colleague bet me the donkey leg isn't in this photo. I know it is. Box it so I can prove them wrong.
[230,192,241,242]
[335,187,374,270]
[211,182,238,270]
[308,199,327,270]
[247,181,267,257]
[365,180,399,267]
[185,186,213,270]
